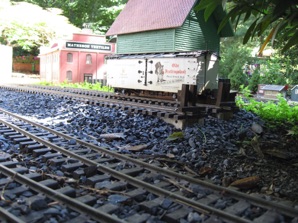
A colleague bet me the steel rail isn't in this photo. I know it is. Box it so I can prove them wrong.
[0,207,26,223]
[1,108,297,218]
[0,111,254,223]
[0,85,179,113]
[0,164,125,223]
[13,84,179,105]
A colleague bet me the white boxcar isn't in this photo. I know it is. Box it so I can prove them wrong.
[106,51,218,94]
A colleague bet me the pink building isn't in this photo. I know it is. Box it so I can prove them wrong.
[39,31,115,83]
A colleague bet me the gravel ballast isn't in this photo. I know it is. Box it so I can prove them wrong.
[0,88,297,204]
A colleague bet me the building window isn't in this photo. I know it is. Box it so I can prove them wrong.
[86,54,92,64]
[84,73,92,83]
[66,70,72,82]
[67,53,73,63]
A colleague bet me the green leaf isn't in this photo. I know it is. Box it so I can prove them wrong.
[273,0,293,17]
[253,21,263,37]
[281,26,297,38]
[258,14,273,36]
[243,18,258,44]
[222,0,227,9]
[234,14,241,31]
[217,15,230,34]
[194,0,213,12]
[282,31,298,52]
[166,132,184,141]
[243,11,251,23]
[217,6,239,33]
[204,2,218,21]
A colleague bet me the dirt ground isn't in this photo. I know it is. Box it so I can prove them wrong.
[2,72,41,84]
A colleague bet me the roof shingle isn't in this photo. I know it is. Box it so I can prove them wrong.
[106,0,196,36]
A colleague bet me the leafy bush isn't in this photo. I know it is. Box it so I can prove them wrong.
[228,63,248,91]
[13,55,39,64]
[38,81,114,92]
[248,70,261,93]
[236,88,298,138]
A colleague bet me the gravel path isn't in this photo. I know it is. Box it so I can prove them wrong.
[0,86,297,204]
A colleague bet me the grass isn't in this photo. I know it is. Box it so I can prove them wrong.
[37,81,114,92]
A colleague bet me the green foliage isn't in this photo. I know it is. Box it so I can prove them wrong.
[1,20,53,51]
[166,132,184,141]
[0,1,75,53]
[219,37,252,79]
[90,3,126,33]
[287,126,298,139]
[276,42,298,83]
[38,81,114,92]
[11,0,127,33]
[248,70,260,93]
[220,37,298,93]
[38,81,51,86]
[244,52,298,92]
[259,57,286,85]
[13,55,39,64]
[235,85,251,108]
[217,2,298,92]
[195,0,298,53]
[228,62,248,90]
[238,93,298,139]
[13,46,38,57]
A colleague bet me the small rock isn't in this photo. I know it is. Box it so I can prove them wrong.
[68,139,76,145]
[160,198,172,209]
[28,196,48,210]
[108,194,129,204]
[214,199,227,209]
[187,212,202,223]
[44,207,61,216]
[251,122,263,134]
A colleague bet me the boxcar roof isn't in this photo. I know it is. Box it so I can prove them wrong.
[106,0,196,36]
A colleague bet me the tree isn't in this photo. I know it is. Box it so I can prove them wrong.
[228,60,248,90]
[248,69,261,93]
[219,37,253,78]
[195,0,298,53]
[0,1,79,54]
[11,0,128,33]
[218,14,258,90]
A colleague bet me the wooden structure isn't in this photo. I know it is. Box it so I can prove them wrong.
[258,85,287,100]
[106,0,233,54]
[39,31,115,83]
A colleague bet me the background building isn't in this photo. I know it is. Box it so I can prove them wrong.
[39,30,115,83]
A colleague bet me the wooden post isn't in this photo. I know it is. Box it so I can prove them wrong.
[216,81,223,106]
[179,84,189,109]
[216,79,231,106]
[189,85,197,106]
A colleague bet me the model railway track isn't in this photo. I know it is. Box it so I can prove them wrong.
[0,108,297,223]
[1,84,179,108]
[0,84,230,128]
[24,85,180,106]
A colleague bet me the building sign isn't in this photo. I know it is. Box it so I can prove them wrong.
[66,42,111,51]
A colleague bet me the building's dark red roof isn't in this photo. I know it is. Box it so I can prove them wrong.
[106,0,196,36]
